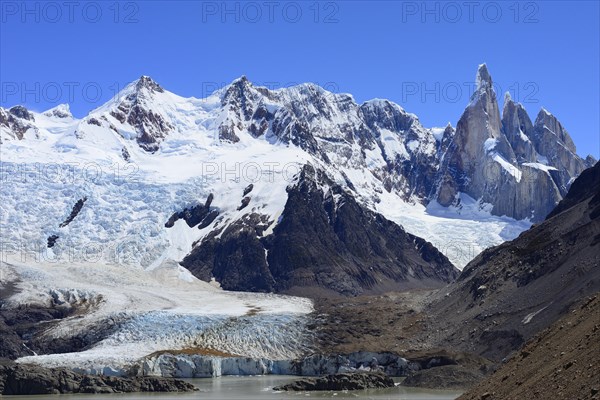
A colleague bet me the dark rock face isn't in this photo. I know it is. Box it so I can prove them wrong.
[428,161,600,362]
[109,76,173,152]
[237,196,251,210]
[9,106,34,121]
[43,105,72,119]
[47,197,88,246]
[266,165,458,295]
[121,146,131,161]
[0,363,196,395]
[47,235,59,248]
[87,117,102,126]
[243,184,254,196]
[181,165,459,296]
[59,197,87,228]
[165,194,218,228]
[273,372,395,391]
[459,295,600,400]
[181,213,276,292]
[0,285,116,360]
[546,161,600,219]
[0,291,72,360]
[0,106,38,141]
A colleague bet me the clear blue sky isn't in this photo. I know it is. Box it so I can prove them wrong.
[1,0,598,158]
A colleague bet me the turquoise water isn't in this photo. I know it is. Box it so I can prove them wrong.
[2,376,462,399]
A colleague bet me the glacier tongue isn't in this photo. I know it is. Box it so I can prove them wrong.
[6,257,313,373]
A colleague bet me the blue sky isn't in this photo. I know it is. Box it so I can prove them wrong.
[1,1,599,158]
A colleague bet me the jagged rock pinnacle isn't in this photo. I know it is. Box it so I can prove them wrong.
[476,63,492,89]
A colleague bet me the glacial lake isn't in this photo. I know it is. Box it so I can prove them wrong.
[3,376,462,399]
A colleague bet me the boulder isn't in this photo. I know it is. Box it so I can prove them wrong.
[0,363,196,395]
[273,372,395,391]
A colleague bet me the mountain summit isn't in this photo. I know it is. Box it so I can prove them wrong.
[435,66,594,221]
[0,65,595,283]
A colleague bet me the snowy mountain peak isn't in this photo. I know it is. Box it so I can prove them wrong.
[222,75,259,96]
[43,103,72,119]
[1,64,593,230]
[501,91,525,115]
[8,105,35,121]
[76,75,179,152]
[135,75,164,93]
[0,105,39,141]
[475,63,492,90]
[232,75,249,84]
[469,63,496,107]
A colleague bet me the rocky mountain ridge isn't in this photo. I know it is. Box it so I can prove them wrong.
[0,64,595,296]
[1,65,593,224]
[180,164,459,296]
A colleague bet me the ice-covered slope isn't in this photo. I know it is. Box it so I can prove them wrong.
[2,257,313,373]
[0,70,553,272]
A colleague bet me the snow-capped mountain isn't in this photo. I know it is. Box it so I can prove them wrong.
[434,64,594,221]
[0,64,594,291]
[1,64,595,377]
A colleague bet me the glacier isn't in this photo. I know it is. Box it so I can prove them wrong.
[0,73,551,374]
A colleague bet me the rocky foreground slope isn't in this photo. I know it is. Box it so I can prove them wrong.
[459,295,600,400]
[426,161,600,362]
[307,161,600,391]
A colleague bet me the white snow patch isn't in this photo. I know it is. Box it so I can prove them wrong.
[492,153,522,182]
[484,138,498,152]
[522,305,550,324]
[431,127,446,142]
[522,162,557,174]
